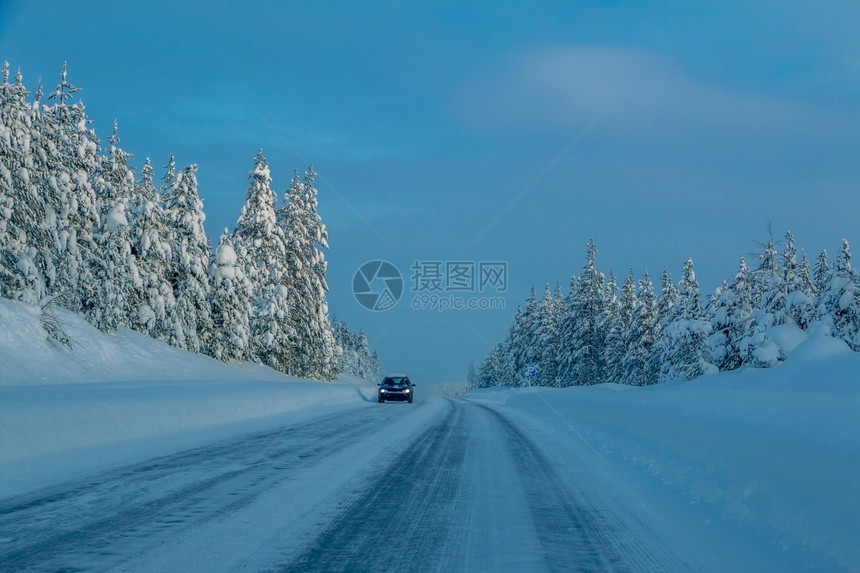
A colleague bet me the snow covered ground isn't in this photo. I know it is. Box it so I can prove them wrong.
[0,298,371,496]
[2,296,859,570]
[469,334,860,570]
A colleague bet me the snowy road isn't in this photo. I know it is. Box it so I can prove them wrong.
[0,398,687,572]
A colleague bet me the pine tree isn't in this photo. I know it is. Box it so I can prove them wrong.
[521,288,542,378]
[43,62,100,312]
[330,316,383,380]
[0,62,45,302]
[557,240,608,386]
[233,150,293,369]
[495,306,519,386]
[708,280,731,368]
[209,230,253,362]
[758,234,779,278]
[331,316,353,374]
[791,250,816,328]
[709,257,756,370]
[554,274,576,386]
[604,270,637,385]
[277,165,337,380]
[128,158,174,338]
[743,235,801,368]
[658,258,715,381]
[813,249,830,295]
[478,343,506,388]
[604,269,619,316]
[467,361,478,388]
[89,121,142,331]
[624,270,660,386]
[764,233,815,331]
[657,267,678,325]
[502,298,537,387]
[368,350,383,381]
[162,163,212,352]
[534,284,562,386]
[760,231,798,326]
[816,239,860,349]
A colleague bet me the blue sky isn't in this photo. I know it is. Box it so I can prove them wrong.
[2,1,859,382]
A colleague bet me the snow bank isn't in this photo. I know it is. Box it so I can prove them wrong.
[470,337,860,570]
[0,297,291,386]
[0,377,362,464]
[0,299,365,485]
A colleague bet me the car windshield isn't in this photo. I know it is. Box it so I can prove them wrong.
[384,378,408,385]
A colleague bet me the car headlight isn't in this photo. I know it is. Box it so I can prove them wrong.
[404,389,410,393]
[380,389,386,393]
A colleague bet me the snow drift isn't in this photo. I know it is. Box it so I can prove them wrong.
[0,298,367,494]
[470,335,860,570]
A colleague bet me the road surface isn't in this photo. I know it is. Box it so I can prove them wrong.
[0,398,688,572]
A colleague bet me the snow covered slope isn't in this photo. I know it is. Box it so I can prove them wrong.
[0,297,298,386]
[0,298,368,494]
[470,335,860,570]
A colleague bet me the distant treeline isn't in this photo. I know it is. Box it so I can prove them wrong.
[476,234,859,388]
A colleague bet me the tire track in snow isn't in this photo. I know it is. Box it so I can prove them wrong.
[0,405,407,571]
[279,399,686,572]
[277,399,467,572]
[475,402,689,572]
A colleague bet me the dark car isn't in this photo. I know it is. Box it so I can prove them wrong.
[377,374,415,403]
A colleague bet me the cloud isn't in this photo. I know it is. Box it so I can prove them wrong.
[455,46,849,137]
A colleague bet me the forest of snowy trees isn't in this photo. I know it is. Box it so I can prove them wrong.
[476,234,860,388]
[0,62,381,381]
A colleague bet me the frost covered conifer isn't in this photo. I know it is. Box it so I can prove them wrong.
[604,270,637,385]
[94,121,135,207]
[657,268,678,325]
[742,236,794,368]
[516,288,542,382]
[331,316,359,376]
[765,232,815,330]
[331,317,352,373]
[709,257,756,370]
[499,296,536,387]
[757,235,780,287]
[816,239,860,349]
[791,251,816,328]
[658,258,715,381]
[533,284,562,387]
[557,240,608,386]
[209,230,253,362]
[128,158,174,338]
[161,163,212,352]
[233,151,293,369]
[277,166,337,380]
[760,231,798,326]
[44,62,100,311]
[624,271,660,386]
[813,250,830,295]
[478,344,506,388]
[330,316,382,380]
[89,122,142,331]
[0,62,46,302]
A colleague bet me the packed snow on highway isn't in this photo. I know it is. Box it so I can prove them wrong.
[2,298,859,571]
